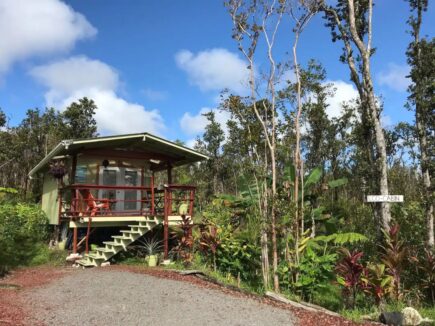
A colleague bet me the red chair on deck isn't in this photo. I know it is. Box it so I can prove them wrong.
[79,189,112,217]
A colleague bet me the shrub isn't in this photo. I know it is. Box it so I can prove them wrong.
[216,232,260,283]
[380,224,407,301]
[410,249,435,305]
[0,203,49,275]
[279,246,337,302]
[361,263,394,306]
[336,248,365,308]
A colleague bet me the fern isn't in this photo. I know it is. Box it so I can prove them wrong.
[310,232,367,246]
[0,187,18,194]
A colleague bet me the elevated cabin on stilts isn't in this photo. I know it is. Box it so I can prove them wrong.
[28,133,208,267]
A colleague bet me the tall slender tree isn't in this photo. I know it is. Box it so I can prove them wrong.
[226,0,287,291]
[322,0,392,232]
[405,0,434,248]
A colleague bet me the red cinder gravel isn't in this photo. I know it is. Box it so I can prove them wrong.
[0,266,71,326]
[0,265,378,326]
[110,265,376,326]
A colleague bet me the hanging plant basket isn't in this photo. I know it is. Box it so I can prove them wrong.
[49,160,67,179]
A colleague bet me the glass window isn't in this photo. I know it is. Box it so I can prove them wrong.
[75,166,87,184]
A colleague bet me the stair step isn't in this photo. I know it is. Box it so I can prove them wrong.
[112,235,131,241]
[128,224,150,228]
[77,259,97,267]
[85,253,105,260]
[80,220,157,268]
[103,241,124,247]
[96,247,114,253]
[121,230,142,234]
[139,221,158,226]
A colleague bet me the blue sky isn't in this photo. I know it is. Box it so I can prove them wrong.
[0,0,433,147]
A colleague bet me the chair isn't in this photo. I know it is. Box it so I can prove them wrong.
[79,189,111,217]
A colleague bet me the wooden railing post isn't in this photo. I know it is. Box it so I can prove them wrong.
[189,189,195,217]
[163,187,169,259]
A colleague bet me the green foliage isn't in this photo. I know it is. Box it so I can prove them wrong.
[0,203,49,275]
[61,97,98,139]
[410,249,435,305]
[0,187,19,203]
[327,178,348,189]
[134,236,163,256]
[280,246,337,302]
[312,232,368,247]
[361,263,394,306]
[215,235,260,283]
[29,244,67,267]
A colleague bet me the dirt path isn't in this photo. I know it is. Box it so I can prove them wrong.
[22,268,295,326]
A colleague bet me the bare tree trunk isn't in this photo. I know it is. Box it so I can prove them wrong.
[323,0,391,232]
[289,1,317,278]
[261,230,270,288]
[347,0,391,231]
[411,0,434,247]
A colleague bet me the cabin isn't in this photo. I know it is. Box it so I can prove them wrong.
[29,133,208,267]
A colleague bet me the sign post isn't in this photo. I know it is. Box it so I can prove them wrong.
[366,195,404,203]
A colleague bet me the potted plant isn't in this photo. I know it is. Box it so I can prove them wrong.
[48,160,67,185]
[136,237,163,267]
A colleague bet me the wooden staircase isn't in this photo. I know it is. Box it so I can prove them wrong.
[77,218,159,267]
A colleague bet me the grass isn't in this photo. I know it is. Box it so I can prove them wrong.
[29,243,68,267]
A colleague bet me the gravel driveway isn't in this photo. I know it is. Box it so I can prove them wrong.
[24,269,296,326]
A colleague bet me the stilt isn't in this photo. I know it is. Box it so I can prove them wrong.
[164,187,169,259]
[73,227,78,254]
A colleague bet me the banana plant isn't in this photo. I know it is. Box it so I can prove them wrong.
[284,164,348,239]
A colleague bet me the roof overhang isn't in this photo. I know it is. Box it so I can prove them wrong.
[29,133,208,178]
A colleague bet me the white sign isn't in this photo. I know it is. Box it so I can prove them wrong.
[367,195,404,203]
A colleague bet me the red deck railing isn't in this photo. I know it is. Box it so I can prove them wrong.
[59,184,196,219]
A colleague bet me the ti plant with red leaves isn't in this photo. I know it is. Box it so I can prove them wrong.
[335,248,365,308]
[198,224,220,271]
[172,214,194,266]
[361,263,394,306]
[380,224,407,301]
[410,249,435,305]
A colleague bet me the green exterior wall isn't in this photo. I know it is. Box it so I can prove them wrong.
[41,175,60,225]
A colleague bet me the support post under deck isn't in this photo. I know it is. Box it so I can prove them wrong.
[73,227,78,254]
[163,187,169,259]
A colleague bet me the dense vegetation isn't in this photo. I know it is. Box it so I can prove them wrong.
[169,0,434,319]
[0,0,433,321]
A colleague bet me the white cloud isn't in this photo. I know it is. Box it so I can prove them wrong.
[30,56,165,135]
[0,0,96,74]
[381,114,392,128]
[277,69,296,90]
[180,107,231,136]
[142,88,168,101]
[377,63,410,92]
[30,56,118,104]
[325,80,359,119]
[186,138,198,149]
[175,48,249,93]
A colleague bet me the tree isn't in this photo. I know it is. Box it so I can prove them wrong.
[322,0,392,233]
[62,97,98,139]
[0,109,6,128]
[405,0,434,248]
[197,111,226,196]
[226,0,288,291]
